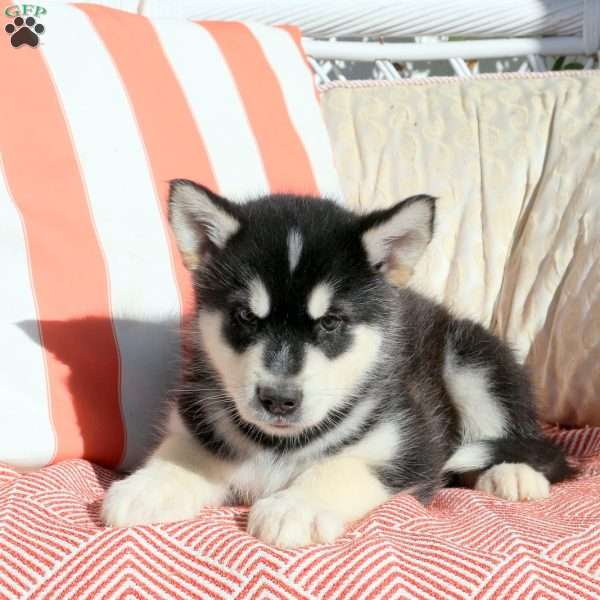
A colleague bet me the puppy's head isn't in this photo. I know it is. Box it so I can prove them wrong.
[169,180,435,437]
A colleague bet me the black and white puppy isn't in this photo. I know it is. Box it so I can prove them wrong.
[102,180,572,547]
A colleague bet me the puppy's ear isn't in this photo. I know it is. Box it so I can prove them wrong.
[360,195,435,284]
[168,179,240,270]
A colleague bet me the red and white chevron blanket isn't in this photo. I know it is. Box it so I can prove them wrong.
[1,427,600,599]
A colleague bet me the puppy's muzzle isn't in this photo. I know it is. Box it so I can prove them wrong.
[256,385,302,416]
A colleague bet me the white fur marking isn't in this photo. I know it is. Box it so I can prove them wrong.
[197,311,259,415]
[443,442,491,473]
[307,283,334,320]
[248,278,270,318]
[475,463,550,501]
[444,353,506,443]
[301,325,383,426]
[230,453,301,504]
[342,421,400,464]
[287,229,303,273]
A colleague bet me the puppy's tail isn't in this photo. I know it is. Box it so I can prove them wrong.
[443,436,575,484]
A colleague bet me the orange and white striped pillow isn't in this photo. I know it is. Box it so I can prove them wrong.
[0,3,340,470]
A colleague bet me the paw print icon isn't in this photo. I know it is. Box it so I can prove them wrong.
[5,16,44,48]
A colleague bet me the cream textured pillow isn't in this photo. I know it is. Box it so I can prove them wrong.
[321,72,600,427]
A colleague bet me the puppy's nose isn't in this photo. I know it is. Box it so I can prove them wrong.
[257,385,302,416]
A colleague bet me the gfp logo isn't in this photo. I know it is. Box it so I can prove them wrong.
[4,4,46,48]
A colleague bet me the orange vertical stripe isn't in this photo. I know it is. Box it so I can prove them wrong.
[77,5,220,317]
[202,21,319,196]
[0,5,124,466]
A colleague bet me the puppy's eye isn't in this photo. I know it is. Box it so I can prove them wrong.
[234,307,257,327]
[319,314,343,332]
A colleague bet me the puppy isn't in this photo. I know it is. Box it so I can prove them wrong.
[102,180,573,547]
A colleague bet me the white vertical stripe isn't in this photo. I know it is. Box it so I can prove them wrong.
[245,23,343,201]
[0,161,55,468]
[153,19,270,200]
[41,5,181,470]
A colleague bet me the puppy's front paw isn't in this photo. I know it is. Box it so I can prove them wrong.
[248,491,345,548]
[475,462,550,502]
[102,463,223,527]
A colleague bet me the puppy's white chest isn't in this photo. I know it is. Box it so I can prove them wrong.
[229,452,303,503]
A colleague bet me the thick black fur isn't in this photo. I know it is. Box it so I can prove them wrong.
[172,182,574,504]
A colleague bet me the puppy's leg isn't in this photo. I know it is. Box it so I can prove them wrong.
[445,437,574,502]
[474,437,574,501]
[102,414,228,527]
[475,463,550,501]
[443,320,574,502]
[248,456,390,548]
